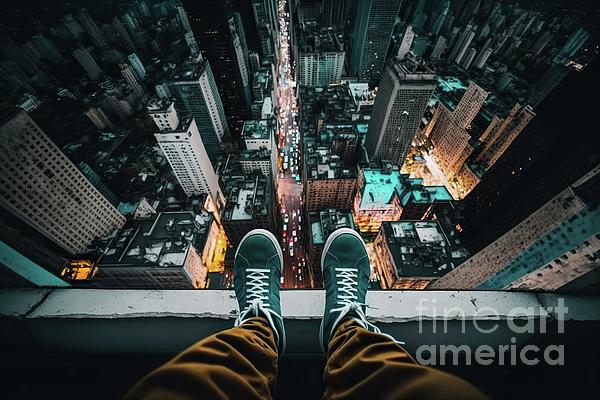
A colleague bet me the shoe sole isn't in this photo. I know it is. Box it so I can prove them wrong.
[236,229,283,273]
[321,227,367,271]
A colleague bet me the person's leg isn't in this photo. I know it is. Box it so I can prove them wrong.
[319,228,488,400]
[125,229,285,400]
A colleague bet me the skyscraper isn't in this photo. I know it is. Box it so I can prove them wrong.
[72,47,103,80]
[430,35,447,59]
[432,165,600,291]
[164,59,230,161]
[349,0,403,85]
[176,3,193,33]
[397,24,415,60]
[0,38,39,77]
[119,62,146,99]
[365,57,437,166]
[251,0,279,60]
[529,57,577,108]
[0,110,125,254]
[452,81,488,129]
[472,46,492,69]
[448,24,475,64]
[127,53,146,80]
[77,8,107,49]
[112,17,137,53]
[558,27,589,59]
[148,98,223,205]
[475,103,536,170]
[298,28,345,87]
[228,12,252,110]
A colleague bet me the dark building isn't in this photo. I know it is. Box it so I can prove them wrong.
[461,58,600,253]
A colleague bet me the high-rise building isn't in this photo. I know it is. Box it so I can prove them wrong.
[127,53,146,80]
[119,62,146,99]
[85,106,115,130]
[112,17,137,53]
[0,38,40,77]
[432,165,600,291]
[228,13,252,110]
[77,8,107,49]
[460,47,477,69]
[472,46,492,69]
[0,110,125,254]
[430,35,447,59]
[397,24,415,60]
[176,3,193,33]
[321,0,347,28]
[452,81,488,129]
[475,103,535,170]
[148,98,223,205]
[251,0,279,60]
[365,57,436,166]
[72,47,103,80]
[27,34,64,65]
[164,59,230,161]
[349,0,403,85]
[240,119,278,180]
[448,24,475,64]
[558,27,589,59]
[298,28,345,87]
[529,57,578,108]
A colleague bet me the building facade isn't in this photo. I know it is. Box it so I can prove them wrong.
[0,110,125,254]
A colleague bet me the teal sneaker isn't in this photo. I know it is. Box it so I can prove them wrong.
[234,229,286,354]
[319,228,386,352]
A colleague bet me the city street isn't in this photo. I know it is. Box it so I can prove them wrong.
[276,0,310,288]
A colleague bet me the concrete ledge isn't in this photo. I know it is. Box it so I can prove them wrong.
[1,289,599,356]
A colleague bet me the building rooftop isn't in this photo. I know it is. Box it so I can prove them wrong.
[298,25,343,53]
[242,119,275,141]
[170,59,208,81]
[97,211,213,268]
[309,209,355,245]
[360,166,452,209]
[146,97,173,112]
[383,220,468,278]
[221,175,271,221]
[240,148,271,161]
[304,142,356,180]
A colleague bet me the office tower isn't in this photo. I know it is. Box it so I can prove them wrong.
[431,1,449,35]
[397,25,415,60]
[96,211,217,289]
[62,14,84,39]
[322,0,347,28]
[349,0,403,85]
[472,47,492,69]
[220,173,277,247]
[112,17,137,53]
[119,62,146,99]
[430,107,472,179]
[460,47,476,69]
[452,82,488,129]
[558,27,589,59]
[165,59,230,161]
[0,110,125,254]
[251,0,278,60]
[448,24,475,64]
[476,103,535,170]
[530,31,552,56]
[148,98,224,205]
[85,106,115,129]
[373,220,468,289]
[411,35,429,57]
[303,142,357,212]
[432,165,600,291]
[184,32,200,57]
[27,34,64,65]
[529,57,576,108]
[430,35,447,59]
[249,51,260,75]
[228,13,252,110]
[127,53,146,80]
[72,47,103,80]
[365,57,436,166]
[0,38,39,77]
[298,28,345,87]
[77,8,107,49]
[176,3,193,33]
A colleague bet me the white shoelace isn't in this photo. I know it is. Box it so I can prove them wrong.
[320,267,404,352]
[235,269,286,353]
